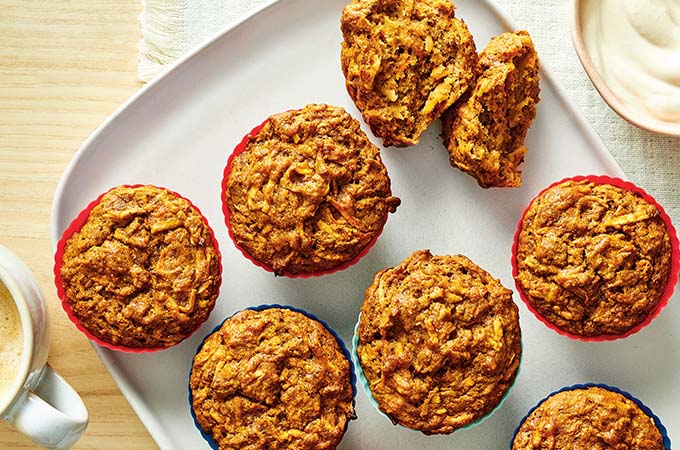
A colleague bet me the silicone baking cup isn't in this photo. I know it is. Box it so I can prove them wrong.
[511,175,680,342]
[510,383,671,449]
[188,304,357,450]
[54,184,222,353]
[351,315,521,434]
[221,116,391,278]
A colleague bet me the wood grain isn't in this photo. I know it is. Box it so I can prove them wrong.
[0,0,158,448]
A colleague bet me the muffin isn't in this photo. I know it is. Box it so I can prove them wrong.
[513,177,677,339]
[56,185,221,350]
[223,104,400,276]
[442,30,540,188]
[356,250,521,434]
[512,385,666,450]
[340,0,478,147]
[190,306,355,450]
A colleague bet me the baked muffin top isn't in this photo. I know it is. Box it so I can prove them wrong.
[357,250,521,434]
[59,185,221,348]
[442,30,540,188]
[514,179,673,337]
[341,0,478,147]
[225,104,400,276]
[512,386,664,450]
[190,307,355,450]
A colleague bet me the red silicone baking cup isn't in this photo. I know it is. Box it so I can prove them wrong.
[511,175,680,342]
[221,115,391,278]
[54,184,223,353]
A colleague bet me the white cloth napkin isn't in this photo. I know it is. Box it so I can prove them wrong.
[138,0,273,81]
[137,0,680,224]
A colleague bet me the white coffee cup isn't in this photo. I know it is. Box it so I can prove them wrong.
[0,245,88,449]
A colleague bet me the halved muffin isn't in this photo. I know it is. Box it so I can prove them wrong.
[442,30,540,188]
[341,0,478,147]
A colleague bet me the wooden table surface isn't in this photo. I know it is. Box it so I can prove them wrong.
[1,0,158,448]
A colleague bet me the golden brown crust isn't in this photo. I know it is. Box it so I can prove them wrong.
[512,386,663,450]
[357,250,521,434]
[226,104,400,275]
[341,0,479,147]
[59,185,221,348]
[515,180,672,337]
[190,308,354,450]
[442,30,540,188]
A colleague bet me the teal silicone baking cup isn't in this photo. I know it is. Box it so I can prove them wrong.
[189,304,357,450]
[510,383,671,449]
[352,315,521,434]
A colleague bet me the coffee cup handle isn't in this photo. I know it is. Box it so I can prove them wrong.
[5,364,88,450]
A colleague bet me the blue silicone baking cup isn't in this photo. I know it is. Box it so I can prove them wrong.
[352,313,522,434]
[188,304,357,450]
[510,383,671,449]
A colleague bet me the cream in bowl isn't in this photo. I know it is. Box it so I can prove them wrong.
[571,0,680,136]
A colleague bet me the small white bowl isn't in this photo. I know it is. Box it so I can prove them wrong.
[570,0,680,137]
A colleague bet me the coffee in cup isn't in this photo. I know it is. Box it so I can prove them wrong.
[0,245,88,449]
[0,279,24,401]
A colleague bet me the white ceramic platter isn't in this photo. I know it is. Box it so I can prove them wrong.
[51,0,679,448]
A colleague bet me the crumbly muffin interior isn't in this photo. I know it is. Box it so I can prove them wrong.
[226,104,399,275]
[190,308,354,450]
[512,387,664,450]
[60,185,221,348]
[442,30,540,187]
[515,180,672,337]
[341,0,478,147]
[357,250,521,434]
